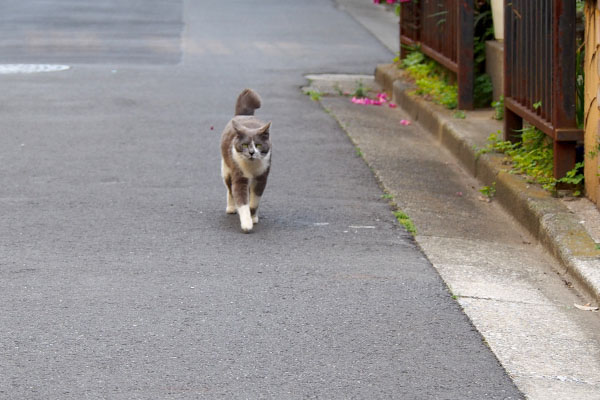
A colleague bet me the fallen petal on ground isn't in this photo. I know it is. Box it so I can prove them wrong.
[574,303,599,311]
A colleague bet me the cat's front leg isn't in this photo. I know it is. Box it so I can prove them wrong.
[250,173,268,224]
[222,160,236,214]
[249,187,260,224]
[232,176,253,233]
[224,176,236,214]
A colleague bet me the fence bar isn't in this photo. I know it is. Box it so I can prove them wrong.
[457,0,474,110]
[503,0,582,179]
[503,0,520,142]
[552,0,578,178]
[399,1,420,59]
[399,0,474,109]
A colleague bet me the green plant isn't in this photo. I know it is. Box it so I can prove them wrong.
[352,81,368,98]
[479,182,496,199]
[400,49,426,68]
[306,89,322,101]
[355,147,364,157]
[398,0,494,110]
[400,49,459,109]
[486,126,555,188]
[557,162,584,196]
[492,95,504,120]
[381,193,394,200]
[473,74,493,108]
[589,142,600,159]
[480,126,585,195]
[454,110,466,119]
[414,73,458,109]
[393,210,417,235]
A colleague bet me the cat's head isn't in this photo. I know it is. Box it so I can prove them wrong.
[232,119,271,161]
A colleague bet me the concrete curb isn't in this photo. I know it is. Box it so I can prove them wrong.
[375,64,600,303]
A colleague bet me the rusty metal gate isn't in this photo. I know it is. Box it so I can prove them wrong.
[503,0,582,179]
[399,0,474,109]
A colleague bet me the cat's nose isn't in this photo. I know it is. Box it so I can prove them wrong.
[249,149,255,156]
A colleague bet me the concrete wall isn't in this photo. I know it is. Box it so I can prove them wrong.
[485,41,504,102]
[584,3,600,207]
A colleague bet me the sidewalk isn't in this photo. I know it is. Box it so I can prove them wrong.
[305,72,600,398]
[376,63,600,304]
[338,0,600,307]
[318,1,600,399]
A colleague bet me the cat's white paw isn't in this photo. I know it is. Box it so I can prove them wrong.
[238,205,253,233]
[252,215,259,224]
[226,205,236,214]
[241,218,253,233]
[241,223,253,233]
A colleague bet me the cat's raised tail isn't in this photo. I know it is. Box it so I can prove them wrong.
[235,89,262,116]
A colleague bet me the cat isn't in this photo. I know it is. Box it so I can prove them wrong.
[220,89,272,233]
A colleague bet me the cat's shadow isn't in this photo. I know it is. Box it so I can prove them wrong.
[219,206,329,235]
[220,212,265,234]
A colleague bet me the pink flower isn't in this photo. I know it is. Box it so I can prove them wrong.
[400,119,411,126]
[388,102,397,108]
[351,96,383,106]
[366,98,383,106]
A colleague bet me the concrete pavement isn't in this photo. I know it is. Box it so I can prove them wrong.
[304,74,600,398]
[318,1,600,398]
[0,0,523,398]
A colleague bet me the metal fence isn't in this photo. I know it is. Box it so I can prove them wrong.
[503,0,582,179]
[399,0,474,109]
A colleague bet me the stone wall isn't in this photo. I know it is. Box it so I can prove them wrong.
[584,2,600,207]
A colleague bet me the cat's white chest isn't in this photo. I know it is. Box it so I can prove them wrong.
[232,149,270,178]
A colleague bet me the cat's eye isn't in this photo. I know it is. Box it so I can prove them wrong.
[242,144,249,148]
[256,144,262,148]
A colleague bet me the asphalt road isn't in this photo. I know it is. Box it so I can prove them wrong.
[0,1,522,398]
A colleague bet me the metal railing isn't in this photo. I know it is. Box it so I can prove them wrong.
[503,0,582,179]
[399,0,474,109]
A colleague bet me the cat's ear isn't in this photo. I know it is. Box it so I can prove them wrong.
[231,119,244,133]
[258,122,271,138]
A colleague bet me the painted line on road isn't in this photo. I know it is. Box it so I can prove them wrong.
[0,64,70,74]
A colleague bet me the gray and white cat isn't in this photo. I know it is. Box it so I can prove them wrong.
[220,89,272,233]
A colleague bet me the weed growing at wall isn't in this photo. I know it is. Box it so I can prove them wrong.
[393,210,417,235]
[395,0,494,109]
[400,49,459,109]
[479,127,585,195]
[492,95,504,120]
